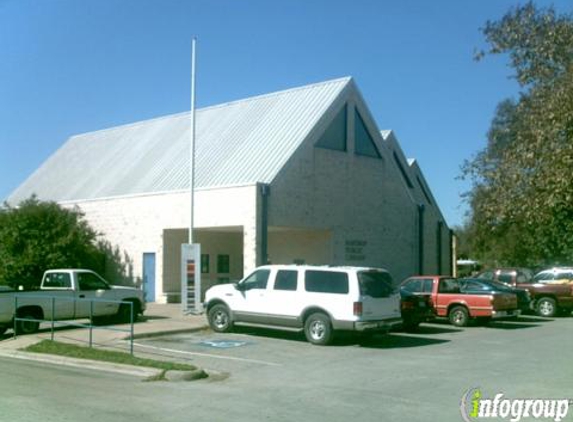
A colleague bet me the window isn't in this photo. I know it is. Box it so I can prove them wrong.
[534,272,553,282]
[438,278,460,294]
[274,270,298,291]
[240,269,270,290]
[43,272,72,289]
[354,109,381,158]
[305,270,349,294]
[78,272,108,291]
[217,254,230,274]
[402,279,422,293]
[358,271,395,298]
[421,278,434,293]
[201,254,210,274]
[402,278,433,293]
[477,271,494,280]
[498,272,513,285]
[315,105,347,152]
[517,269,534,283]
[462,280,491,291]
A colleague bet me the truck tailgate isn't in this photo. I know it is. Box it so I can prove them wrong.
[493,293,518,310]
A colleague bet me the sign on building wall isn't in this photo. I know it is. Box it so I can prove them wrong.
[345,239,367,261]
[181,243,202,313]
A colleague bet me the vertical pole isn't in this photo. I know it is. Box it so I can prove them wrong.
[259,184,270,266]
[189,37,197,245]
[183,37,198,314]
[51,297,55,341]
[13,296,18,340]
[89,300,93,349]
[130,302,134,355]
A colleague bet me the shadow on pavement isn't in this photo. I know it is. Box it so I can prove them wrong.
[139,315,170,322]
[232,326,306,343]
[516,316,555,323]
[397,324,464,335]
[229,326,451,349]
[354,333,450,349]
[485,321,541,330]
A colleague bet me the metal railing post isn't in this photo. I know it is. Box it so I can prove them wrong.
[13,296,18,340]
[130,301,134,356]
[51,297,55,341]
[89,300,94,349]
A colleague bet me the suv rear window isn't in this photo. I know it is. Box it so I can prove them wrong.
[304,270,349,294]
[358,271,395,298]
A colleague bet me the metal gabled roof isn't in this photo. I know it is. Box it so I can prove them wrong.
[9,77,352,204]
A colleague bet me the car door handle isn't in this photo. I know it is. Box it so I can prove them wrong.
[79,295,86,298]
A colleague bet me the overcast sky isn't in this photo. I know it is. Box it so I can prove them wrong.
[1,0,571,227]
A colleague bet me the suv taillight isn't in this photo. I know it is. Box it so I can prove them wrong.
[353,301,363,316]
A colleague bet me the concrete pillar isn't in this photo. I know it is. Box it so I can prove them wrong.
[243,185,262,276]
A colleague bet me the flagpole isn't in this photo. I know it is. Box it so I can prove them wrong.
[189,37,197,245]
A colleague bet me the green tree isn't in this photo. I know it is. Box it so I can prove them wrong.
[0,197,106,288]
[462,2,573,266]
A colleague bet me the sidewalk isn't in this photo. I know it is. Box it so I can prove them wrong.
[0,303,210,377]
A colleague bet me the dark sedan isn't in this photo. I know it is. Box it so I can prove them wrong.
[460,278,532,313]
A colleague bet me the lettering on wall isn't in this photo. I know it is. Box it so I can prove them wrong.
[345,240,367,261]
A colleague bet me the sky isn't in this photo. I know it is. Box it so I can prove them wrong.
[1,0,571,228]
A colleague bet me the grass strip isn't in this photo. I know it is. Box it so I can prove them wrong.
[23,340,197,371]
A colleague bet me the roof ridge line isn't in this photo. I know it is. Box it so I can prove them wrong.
[69,76,353,140]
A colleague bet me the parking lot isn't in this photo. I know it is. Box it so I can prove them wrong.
[132,315,573,422]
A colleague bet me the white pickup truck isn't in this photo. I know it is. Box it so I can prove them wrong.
[0,269,145,335]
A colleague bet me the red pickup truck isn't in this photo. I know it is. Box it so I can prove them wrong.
[400,276,519,327]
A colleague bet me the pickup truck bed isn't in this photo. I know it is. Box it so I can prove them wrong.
[400,276,519,327]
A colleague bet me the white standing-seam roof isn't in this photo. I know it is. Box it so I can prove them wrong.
[9,77,352,204]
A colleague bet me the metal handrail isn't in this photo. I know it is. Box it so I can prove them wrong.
[12,294,135,355]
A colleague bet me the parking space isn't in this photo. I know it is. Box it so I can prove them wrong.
[134,315,573,421]
[3,311,572,422]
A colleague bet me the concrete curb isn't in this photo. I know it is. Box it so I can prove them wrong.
[0,348,161,378]
[164,368,209,382]
[0,325,212,381]
[130,325,209,340]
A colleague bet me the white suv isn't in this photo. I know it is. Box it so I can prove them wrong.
[204,265,402,345]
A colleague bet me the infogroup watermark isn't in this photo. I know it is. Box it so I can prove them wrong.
[460,388,572,422]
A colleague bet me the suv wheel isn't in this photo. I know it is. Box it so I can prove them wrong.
[304,312,333,345]
[208,304,233,333]
[448,306,469,327]
[536,297,557,317]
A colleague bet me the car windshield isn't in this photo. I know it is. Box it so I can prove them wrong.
[534,272,554,282]
[358,271,395,298]
[461,279,494,291]
[488,280,513,291]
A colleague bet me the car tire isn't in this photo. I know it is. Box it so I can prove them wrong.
[535,297,557,317]
[16,312,40,335]
[0,325,7,336]
[208,304,233,333]
[304,312,333,345]
[448,306,469,327]
[116,303,135,323]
